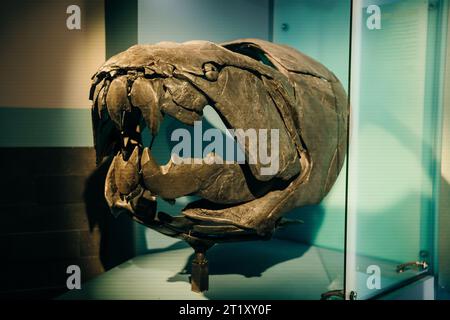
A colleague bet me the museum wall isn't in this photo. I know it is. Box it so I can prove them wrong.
[0,0,111,298]
[0,0,102,147]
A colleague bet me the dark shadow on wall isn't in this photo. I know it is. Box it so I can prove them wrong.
[106,0,138,58]
[83,156,136,270]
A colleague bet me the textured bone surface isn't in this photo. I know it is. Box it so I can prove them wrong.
[91,38,348,237]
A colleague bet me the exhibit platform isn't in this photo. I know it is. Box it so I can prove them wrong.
[59,236,420,300]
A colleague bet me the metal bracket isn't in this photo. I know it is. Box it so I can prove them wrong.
[396,261,429,273]
[321,290,357,300]
[321,289,344,300]
[190,248,209,293]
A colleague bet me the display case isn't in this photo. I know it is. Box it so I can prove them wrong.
[57,0,450,300]
[0,0,448,301]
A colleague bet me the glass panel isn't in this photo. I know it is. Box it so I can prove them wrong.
[273,0,351,298]
[346,0,447,299]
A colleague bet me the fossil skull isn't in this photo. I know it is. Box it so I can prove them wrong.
[90,39,348,237]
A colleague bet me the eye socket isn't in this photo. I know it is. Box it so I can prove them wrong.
[203,63,219,81]
[223,43,276,69]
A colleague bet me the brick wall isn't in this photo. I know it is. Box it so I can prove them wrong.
[0,147,135,299]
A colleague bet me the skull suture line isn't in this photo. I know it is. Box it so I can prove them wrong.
[90,39,348,240]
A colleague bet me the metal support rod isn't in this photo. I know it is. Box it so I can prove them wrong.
[191,248,209,292]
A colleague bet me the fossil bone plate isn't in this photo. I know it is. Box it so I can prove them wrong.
[89,38,348,242]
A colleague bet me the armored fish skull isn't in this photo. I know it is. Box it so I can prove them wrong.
[90,39,348,237]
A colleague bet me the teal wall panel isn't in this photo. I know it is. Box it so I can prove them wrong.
[0,108,93,147]
[273,0,351,88]
[138,0,270,44]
